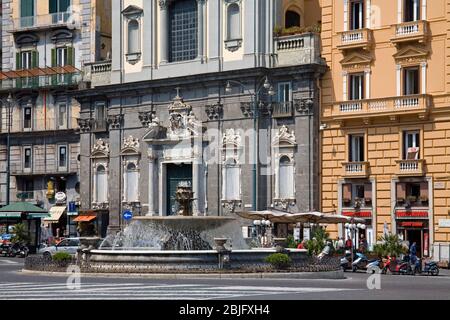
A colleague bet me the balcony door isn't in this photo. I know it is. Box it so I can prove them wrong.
[49,0,71,23]
[403,67,419,96]
[350,0,364,30]
[57,103,68,129]
[403,131,420,160]
[349,134,364,162]
[404,0,420,22]
[20,0,35,27]
[349,73,364,100]
[23,106,32,130]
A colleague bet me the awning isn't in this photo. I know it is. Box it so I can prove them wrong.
[0,212,21,218]
[73,215,96,222]
[43,206,66,222]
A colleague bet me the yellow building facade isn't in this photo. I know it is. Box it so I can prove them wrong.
[320,0,450,258]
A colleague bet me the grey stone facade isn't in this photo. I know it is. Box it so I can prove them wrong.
[75,0,326,235]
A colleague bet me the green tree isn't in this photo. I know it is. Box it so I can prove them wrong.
[306,227,330,256]
[11,223,30,244]
[372,234,407,257]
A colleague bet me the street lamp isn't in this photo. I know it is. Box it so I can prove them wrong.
[1,93,14,205]
[224,76,276,211]
[345,221,367,264]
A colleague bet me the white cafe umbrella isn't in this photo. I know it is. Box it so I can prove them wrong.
[236,210,295,223]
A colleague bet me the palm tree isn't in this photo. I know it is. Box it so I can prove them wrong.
[11,223,30,244]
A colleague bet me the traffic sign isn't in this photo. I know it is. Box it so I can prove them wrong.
[123,210,133,221]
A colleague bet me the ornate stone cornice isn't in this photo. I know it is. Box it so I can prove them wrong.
[138,111,156,127]
[274,199,296,210]
[294,98,314,114]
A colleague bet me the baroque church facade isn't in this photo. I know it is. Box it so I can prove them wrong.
[75,0,325,235]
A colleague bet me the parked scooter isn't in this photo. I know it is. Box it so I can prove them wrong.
[8,243,29,258]
[366,258,382,274]
[352,252,369,272]
[382,255,413,275]
[340,250,352,271]
[412,258,439,276]
[0,241,11,257]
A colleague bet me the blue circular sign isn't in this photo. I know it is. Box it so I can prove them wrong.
[123,210,133,221]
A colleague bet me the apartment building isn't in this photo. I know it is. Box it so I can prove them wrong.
[0,0,111,240]
[320,0,450,258]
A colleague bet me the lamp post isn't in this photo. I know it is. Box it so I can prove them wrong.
[225,77,275,211]
[345,221,367,264]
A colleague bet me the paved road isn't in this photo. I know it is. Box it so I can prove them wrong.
[1,257,449,300]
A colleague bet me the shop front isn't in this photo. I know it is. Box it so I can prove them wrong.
[342,210,374,251]
[74,210,109,238]
[396,210,429,257]
[43,206,67,238]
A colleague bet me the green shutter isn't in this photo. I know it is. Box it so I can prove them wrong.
[51,48,56,67]
[31,51,38,68]
[49,0,58,14]
[16,52,22,70]
[68,47,75,66]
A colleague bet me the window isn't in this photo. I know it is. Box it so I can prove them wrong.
[49,0,70,22]
[349,135,364,162]
[16,51,38,70]
[403,67,419,95]
[404,0,420,22]
[58,103,67,129]
[23,106,32,130]
[95,165,108,203]
[349,73,364,100]
[94,102,107,130]
[24,147,32,169]
[278,82,292,104]
[227,4,241,40]
[285,10,301,29]
[396,181,428,206]
[350,0,364,30]
[21,51,32,69]
[223,159,240,201]
[52,46,74,67]
[124,162,139,202]
[127,20,140,54]
[403,131,420,159]
[169,0,198,62]
[342,183,372,207]
[58,146,67,169]
[279,156,295,199]
[20,0,35,27]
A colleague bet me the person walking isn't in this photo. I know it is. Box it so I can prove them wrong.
[345,236,353,250]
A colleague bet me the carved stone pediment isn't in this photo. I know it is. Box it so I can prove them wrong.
[340,51,373,69]
[272,125,297,147]
[393,45,428,64]
[222,129,241,148]
[91,139,109,157]
[122,136,140,154]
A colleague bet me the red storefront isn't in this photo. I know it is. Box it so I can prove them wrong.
[396,210,429,257]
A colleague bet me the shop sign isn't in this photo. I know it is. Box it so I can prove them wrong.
[439,219,450,228]
[434,182,446,190]
[342,211,372,218]
[399,221,424,227]
[396,211,428,218]
[67,201,78,216]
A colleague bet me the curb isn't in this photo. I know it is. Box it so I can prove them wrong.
[20,269,345,280]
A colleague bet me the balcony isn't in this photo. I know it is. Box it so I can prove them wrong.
[0,67,81,91]
[272,102,294,118]
[0,117,79,135]
[83,60,112,88]
[396,159,426,177]
[391,20,428,45]
[275,32,323,67]
[337,28,373,50]
[10,160,78,177]
[10,12,74,33]
[329,94,431,121]
[341,161,370,178]
[92,119,108,132]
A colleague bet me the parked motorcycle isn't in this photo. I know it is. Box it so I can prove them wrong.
[366,259,382,274]
[8,243,29,258]
[412,258,439,276]
[1,242,11,257]
[352,252,370,272]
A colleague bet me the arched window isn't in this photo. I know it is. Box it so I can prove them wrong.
[124,162,139,202]
[279,156,294,199]
[223,158,240,201]
[95,165,108,203]
[285,10,301,29]
[169,0,198,62]
[227,3,241,40]
[128,19,140,54]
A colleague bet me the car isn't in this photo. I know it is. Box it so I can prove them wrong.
[38,238,81,258]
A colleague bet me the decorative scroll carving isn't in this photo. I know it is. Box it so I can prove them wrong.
[205,103,223,120]
[107,114,123,130]
[272,125,297,146]
[92,138,109,154]
[77,118,93,132]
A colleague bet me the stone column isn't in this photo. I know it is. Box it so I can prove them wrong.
[159,0,170,64]
[147,148,156,216]
[192,162,202,216]
[197,0,205,60]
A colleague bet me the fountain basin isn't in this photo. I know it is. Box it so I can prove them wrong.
[81,248,311,273]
